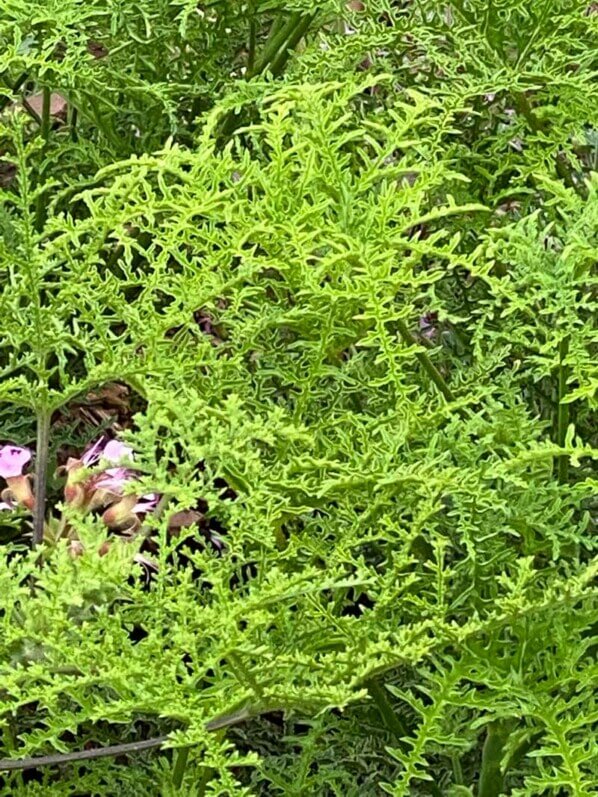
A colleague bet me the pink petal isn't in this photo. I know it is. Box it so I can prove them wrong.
[0,499,15,511]
[94,467,135,494]
[102,440,134,464]
[210,533,224,551]
[82,437,106,466]
[133,493,159,514]
[133,553,159,570]
[0,446,32,479]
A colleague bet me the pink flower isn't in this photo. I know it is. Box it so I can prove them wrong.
[81,437,106,467]
[133,493,159,514]
[94,467,135,495]
[0,445,35,510]
[0,498,16,511]
[102,440,134,464]
[0,446,31,479]
[418,312,439,341]
[81,437,134,467]
[63,437,158,529]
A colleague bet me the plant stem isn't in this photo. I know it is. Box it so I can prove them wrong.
[247,18,257,75]
[396,318,456,403]
[69,104,78,143]
[172,746,190,789]
[20,97,42,125]
[39,85,51,140]
[32,408,51,547]
[366,679,409,747]
[504,731,542,771]
[140,492,171,537]
[478,720,512,797]
[197,729,225,797]
[0,71,29,112]
[197,763,215,797]
[13,71,29,93]
[452,753,464,785]
[0,710,259,773]
[0,735,169,772]
[35,86,51,232]
[268,14,316,77]
[556,335,570,484]
[219,12,317,138]
[249,13,303,77]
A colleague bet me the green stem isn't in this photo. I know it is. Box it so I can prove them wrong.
[396,318,456,403]
[140,492,171,537]
[452,753,464,785]
[32,408,51,547]
[478,721,512,797]
[35,86,51,232]
[172,746,190,790]
[247,18,257,75]
[39,85,51,142]
[12,71,29,93]
[69,104,78,143]
[366,680,409,747]
[21,96,42,125]
[0,71,29,111]
[219,12,317,139]
[267,13,286,43]
[556,336,570,484]
[268,14,315,77]
[249,13,303,77]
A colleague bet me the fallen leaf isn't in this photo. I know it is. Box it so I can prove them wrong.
[88,40,109,59]
[0,161,17,187]
[25,92,68,120]
[168,510,203,534]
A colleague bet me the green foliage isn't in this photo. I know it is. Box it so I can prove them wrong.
[0,0,596,794]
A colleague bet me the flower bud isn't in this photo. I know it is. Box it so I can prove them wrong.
[5,475,35,511]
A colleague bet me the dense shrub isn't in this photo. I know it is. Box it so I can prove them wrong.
[0,1,596,794]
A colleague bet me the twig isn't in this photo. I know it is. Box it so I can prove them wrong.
[0,707,260,773]
[0,736,168,772]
